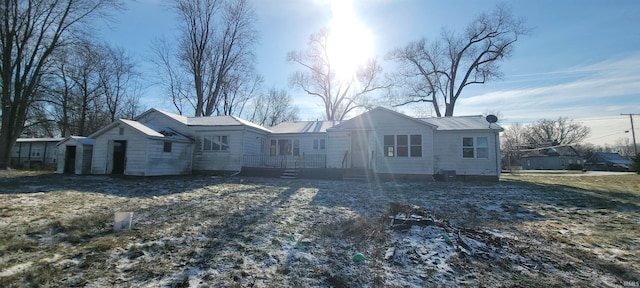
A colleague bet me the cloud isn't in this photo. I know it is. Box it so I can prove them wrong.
[458,53,640,122]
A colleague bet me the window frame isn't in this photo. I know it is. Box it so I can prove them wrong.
[384,134,422,158]
[271,139,300,156]
[202,135,229,152]
[163,141,172,153]
[462,136,489,159]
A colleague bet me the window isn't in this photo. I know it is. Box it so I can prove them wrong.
[119,127,124,135]
[313,139,326,150]
[31,148,41,157]
[271,139,300,156]
[397,135,408,157]
[163,142,172,153]
[410,135,422,157]
[384,135,395,157]
[384,135,422,157]
[203,135,229,151]
[462,137,489,159]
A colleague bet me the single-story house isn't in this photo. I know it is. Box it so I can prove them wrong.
[49,106,503,181]
[583,152,633,172]
[11,138,63,169]
[56,136,95,174]
[518,145,583,170]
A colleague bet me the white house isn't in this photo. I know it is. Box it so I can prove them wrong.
[52,107,502,180]
[56,136,94,174]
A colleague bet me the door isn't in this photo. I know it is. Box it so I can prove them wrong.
[351,132,369,168]
[64,146,76,174]
[112,140,127,174]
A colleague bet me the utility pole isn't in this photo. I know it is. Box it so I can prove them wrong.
[621,113,639,155]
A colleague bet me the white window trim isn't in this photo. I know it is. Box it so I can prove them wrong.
[384,134,422,158]
[462,136,489,159]
[202,135,229,152]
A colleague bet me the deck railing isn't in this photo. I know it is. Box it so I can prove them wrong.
[243,153,326,168]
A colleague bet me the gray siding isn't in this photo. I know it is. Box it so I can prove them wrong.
[191,128,244,172]
[327,131,351,168]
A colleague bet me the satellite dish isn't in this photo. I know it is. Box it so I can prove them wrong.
[486,115,498,124]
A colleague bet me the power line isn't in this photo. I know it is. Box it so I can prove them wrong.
[621,113,639,155]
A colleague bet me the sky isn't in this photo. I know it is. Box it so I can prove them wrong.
[98,0,640,147]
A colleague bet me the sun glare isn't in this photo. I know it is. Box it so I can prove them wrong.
[326,0,373,81]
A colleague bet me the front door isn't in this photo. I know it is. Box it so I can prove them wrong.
[64,146,76,174]
[112,141,127,174]
[351,132,368,168]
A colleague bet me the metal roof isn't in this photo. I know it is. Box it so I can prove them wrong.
[16,137,64,143]
[269,121,340,134]
[420,116,504,131]
[187,115,271,133]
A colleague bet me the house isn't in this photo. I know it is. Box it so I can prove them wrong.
[518,145,583,170]
[583,152,633,172]
[56,136,95,174]
[11,138,63,169]
[50,106,503,181]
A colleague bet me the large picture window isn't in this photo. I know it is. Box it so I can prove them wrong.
[384,134,422,157]
[462,137,488,159]
[203,135,229,151]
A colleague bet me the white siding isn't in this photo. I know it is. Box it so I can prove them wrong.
[432,131,500,176]
[191,128,244,172]
[91,123,149,175]
[144,140,193,176]
[56,139,92,174]
[327,131,350,168]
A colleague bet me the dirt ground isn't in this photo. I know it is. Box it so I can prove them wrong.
[0,170,638,287]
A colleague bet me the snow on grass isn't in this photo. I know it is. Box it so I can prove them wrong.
[0,171,638,287]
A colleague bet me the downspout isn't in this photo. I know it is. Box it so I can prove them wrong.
[495,131,501,179]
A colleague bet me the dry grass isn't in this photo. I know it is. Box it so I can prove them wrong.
[0,170,638,287]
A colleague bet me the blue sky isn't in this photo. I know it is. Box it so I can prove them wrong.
[99,0,640,146]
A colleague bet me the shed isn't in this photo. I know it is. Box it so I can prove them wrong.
[56,136,95,174]
[89,119,194,176]
[583,152,632,171]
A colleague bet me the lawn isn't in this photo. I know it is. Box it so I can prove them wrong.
[0,171,638,287]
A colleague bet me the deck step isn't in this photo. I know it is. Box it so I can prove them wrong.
[280,169,300,179]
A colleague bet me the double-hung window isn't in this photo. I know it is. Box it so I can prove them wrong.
[384,134,422,157]
[313,139,326,150]
[203,135,229,151]
[462,137,489,159]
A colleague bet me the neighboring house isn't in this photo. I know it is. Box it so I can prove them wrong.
[519,145,583,170]
[56,136,95,174]
[11,138,63,169]
[583,152,633,172]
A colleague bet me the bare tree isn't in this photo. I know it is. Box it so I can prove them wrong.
[155,0,259,117]
[500,123,528,169]
[248,88,299,127]
[99,45,140,123]
[525,117,591,147]
[387,4,528,117]
[0,0,122,168]
[287,28,389,121]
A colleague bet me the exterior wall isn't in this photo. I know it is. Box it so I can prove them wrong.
[263,133,328,168]
[191,127,244,172]
[144,140,193,176]
[11,141,59,169]
[328,111,436,175]
[327,130,351,168]
[432,131,501,176]
[91,123,149,175]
